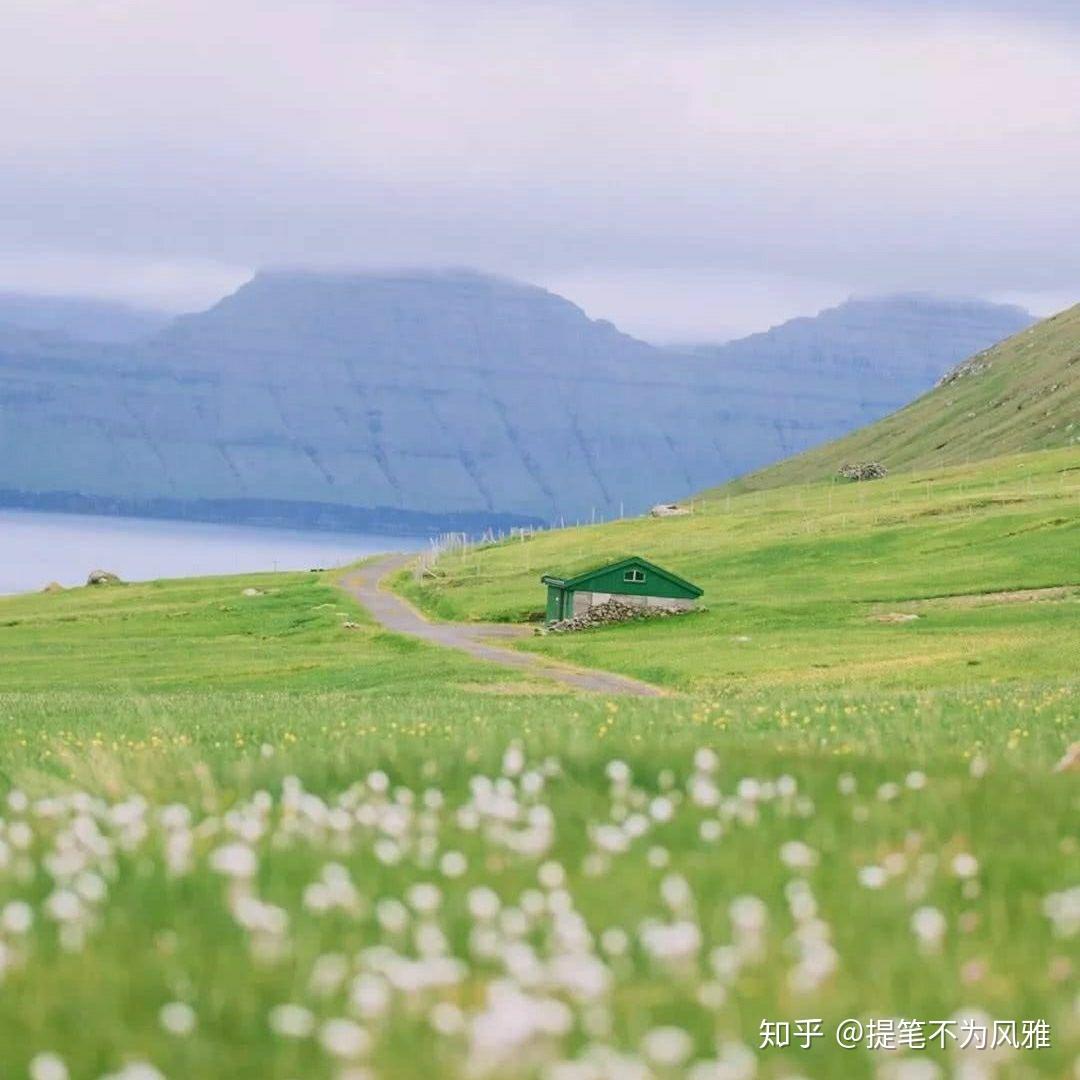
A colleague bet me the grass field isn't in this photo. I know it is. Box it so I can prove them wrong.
[402,448,1080,699]
[0,448,1076,1077]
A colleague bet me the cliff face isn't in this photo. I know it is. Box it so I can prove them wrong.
[0,273,1034,532]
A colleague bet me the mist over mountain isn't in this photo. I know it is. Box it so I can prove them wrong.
[0,293,171,344]
[0,272,1033,533]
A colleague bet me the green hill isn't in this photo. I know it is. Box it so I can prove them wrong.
[730,302,1080,491]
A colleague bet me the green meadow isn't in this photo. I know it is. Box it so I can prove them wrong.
[0,449,1076,1078]
[403,448,1080,696]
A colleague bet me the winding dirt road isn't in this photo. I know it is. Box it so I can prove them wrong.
[339,554,666,697]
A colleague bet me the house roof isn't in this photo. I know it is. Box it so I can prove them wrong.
[540,555,703,597]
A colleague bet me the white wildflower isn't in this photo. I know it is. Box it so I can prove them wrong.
[605,760,631,785]
[373,838,402,865]
[8,821,32,850]
[406,882,442,914]
[319,1018,371,1059]
[269,1003,316,1038]
[699,819,723,842]
[440,851,467,877]
[430,1001,465,1036]
[694,748,718,774]
[858,866,888,890]
[660,874,693,912]
[647,846,669,869]
[44,889,82,923]
[600,927,629,956]
[29,1054,69,1080]
[951,852,979,879]
[159,1001,197,1036]
[641,1026,694,1067]
[349,973,391,1019]
[468,887,501,921]
[2,900,33,934]
[697,980,727,1009]
[159,804,191,830]
[911,906,947,951]
[538,862,565,889]
[209,843,257,879]
[75,871,107,904]
[375,898,409,934]
[729,895,768,933]
[779,841,818,870]
[309,953,349,996]
[1043,886,1080,938]
[640,919,702,964]
[502,743,525,777]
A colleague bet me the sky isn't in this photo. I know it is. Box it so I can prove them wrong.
[1,0,1079,341]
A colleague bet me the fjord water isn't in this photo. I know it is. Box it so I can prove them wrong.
[0,510,421,596]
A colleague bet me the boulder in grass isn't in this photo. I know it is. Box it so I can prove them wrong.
[41,581,64,594]
[838,461,888,482]
[87,569,122,586]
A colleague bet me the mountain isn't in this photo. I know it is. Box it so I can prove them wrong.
[0,271,1034,533]
[731,301,1080,491]
[691,294,1034,460]
[0,292,170,344]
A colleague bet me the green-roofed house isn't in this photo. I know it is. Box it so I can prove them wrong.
[540,556,703,624]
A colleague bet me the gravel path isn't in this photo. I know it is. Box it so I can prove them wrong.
[339,554,666,697]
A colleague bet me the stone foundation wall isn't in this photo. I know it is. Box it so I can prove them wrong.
[573,591,694,615]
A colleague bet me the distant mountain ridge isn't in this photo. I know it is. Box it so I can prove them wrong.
[691,293,1034,459]
[0,292,171,344]
[0,271,1033,532]
[729,300,1080,491]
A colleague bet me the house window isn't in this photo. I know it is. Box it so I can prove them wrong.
[624,568,646,583]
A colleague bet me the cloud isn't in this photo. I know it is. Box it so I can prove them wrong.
[1,0,1078,334]
[0,252,249,312]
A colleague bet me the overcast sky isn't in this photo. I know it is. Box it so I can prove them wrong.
[2,0,1079,341]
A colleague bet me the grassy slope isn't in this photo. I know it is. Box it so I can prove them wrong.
[402,448,1080,697]
[0,568,532,695]
[725,302,1080,491]
[0,553,1076,1075]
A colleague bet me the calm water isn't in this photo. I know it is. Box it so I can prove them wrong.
[0,510,422,596]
